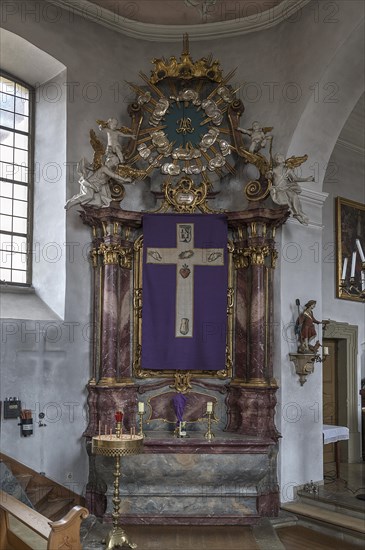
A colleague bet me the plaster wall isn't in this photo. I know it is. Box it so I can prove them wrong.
[0,0,363,497]
[322,138,365,453]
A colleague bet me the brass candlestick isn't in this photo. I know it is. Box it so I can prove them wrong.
[138,411,146,437]
[92,422,143,549]
[204,411,215,441]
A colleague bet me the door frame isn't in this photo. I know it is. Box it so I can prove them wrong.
[324,321,360,462]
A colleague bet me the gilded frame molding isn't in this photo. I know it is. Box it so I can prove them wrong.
[336,196,365,303]
[133,236,234,381]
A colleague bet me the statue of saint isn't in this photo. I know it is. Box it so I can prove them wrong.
[295,300,323,353]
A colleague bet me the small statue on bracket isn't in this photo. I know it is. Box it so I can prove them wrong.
[295,299,323,353]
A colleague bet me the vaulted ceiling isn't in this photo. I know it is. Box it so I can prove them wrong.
[88,0,284,25]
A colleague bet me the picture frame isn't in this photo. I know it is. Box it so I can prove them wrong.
[336,197,365,302]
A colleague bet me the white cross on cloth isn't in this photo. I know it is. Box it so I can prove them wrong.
[146,222,224,338]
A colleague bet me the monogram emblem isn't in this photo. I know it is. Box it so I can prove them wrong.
[176,117,194,135]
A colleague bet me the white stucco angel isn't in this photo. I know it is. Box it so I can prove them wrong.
[97,118,136,165]
[65,155,133,210]
[237,121,273,154]
[267,154,314,225]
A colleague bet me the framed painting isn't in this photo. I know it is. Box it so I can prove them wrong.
[336,197,365,302]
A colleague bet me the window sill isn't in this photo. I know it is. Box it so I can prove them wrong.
[0,285,61,320]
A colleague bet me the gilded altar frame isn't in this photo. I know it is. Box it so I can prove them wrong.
[336,196,365,303]
[132,235,235,381]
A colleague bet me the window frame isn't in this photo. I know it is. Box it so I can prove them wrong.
[0,70,34,287]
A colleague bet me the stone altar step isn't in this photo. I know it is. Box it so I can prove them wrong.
[297,487,365,519]
[281,501,365,547]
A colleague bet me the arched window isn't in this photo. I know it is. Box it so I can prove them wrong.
[0,72,33,285]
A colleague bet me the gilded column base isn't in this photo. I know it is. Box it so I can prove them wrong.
[98,377,118,386]
[246,377,270,387]
[97,377,135,387]
[230,378,275,388]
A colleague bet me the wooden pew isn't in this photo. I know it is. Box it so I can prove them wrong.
[0,490,89,550]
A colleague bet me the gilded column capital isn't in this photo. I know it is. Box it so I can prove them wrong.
[233,247,249,269]
[90,248,99,268]
[271,249,279,269]
[98,243,132,269]
[246,245,270,266]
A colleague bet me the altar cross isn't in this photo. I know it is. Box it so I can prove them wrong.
[146,222,224,338]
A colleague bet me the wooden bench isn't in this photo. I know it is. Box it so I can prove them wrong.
[0,490,89,550]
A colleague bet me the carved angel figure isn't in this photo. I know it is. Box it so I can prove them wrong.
[237,121,273,154]
[267,154,314,225]
[97,118,136,165]
[65,155,133,210]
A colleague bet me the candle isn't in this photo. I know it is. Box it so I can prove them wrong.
[350,251,357,278]
[356,239,365,262]
[115,411,123,423]
[361,272,365,291]
[207,402,213,413]
[98,421,101,437]
[323,347,329,356]
[138,402,145,413]
[341,257,348,280]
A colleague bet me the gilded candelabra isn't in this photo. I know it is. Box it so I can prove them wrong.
[92,416,143,550]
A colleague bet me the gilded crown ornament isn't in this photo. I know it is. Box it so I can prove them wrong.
[150,34,222,84]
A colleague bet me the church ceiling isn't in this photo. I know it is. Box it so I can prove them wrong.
[51,0,311,40]
[87,0,284,26]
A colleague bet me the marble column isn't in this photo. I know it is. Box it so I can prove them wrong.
[247,244,269,384]
[99,237,120,384]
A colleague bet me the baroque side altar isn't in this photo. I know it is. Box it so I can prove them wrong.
[67,36,315,524]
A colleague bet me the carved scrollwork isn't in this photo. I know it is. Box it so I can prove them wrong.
[170,371,193,393]
[133,289,143,318]
[233,247,249,269]
[98,243,132,269]
[227,287,234,314]
[160,176,218,214]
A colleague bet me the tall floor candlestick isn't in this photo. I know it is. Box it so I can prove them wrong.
[92,421,143,549]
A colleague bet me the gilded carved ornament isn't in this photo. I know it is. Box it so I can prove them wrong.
[170,371,193,393]
[98,243,132,269]
[246,245,270,266]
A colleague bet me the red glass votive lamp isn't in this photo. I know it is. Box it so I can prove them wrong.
[115,411,123,423]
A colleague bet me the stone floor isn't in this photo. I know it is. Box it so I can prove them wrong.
[82,462,365,549]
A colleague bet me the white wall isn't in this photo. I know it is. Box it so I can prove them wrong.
[0,0,363,497]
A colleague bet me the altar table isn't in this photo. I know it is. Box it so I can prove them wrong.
[322,424,349,478]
